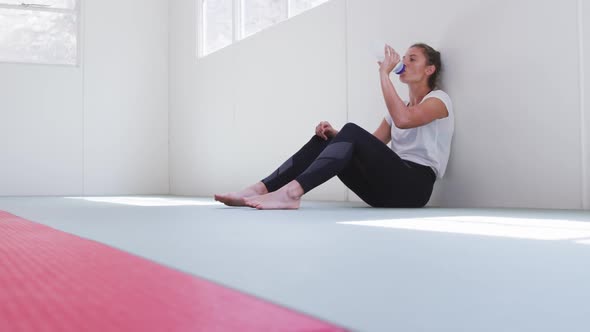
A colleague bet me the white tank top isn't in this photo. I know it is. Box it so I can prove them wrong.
[385,90,454,179]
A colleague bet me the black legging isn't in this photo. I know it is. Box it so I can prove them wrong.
[261,123,436,207]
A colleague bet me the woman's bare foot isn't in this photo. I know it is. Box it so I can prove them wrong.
[214,182,268,206]
[244,180,304,210]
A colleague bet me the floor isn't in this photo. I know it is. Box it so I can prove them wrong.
[1,196,589,332]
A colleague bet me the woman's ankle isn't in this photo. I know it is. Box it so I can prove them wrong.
[253,182,269,195]
[286,181,304,200]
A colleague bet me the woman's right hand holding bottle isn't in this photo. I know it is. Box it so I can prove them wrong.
[378,44,405,75]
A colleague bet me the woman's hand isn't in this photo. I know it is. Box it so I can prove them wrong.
[377,44,401,75]
[315,121,338,140]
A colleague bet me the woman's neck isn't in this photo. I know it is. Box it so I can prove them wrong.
[408,84,433,106]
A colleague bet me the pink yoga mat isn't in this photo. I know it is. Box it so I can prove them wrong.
[0,210,347,332]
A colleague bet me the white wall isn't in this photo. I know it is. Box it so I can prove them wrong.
[169,0,348,201]
[83,0,169,195]
[170,0,590,210]
[0,0,169,196]
[2,0,586,209]
[0,65,84,195]
[583,0,590,209]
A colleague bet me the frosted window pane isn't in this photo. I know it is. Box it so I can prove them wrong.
[243,0,287,37]
[289,0,329,16]
[0,0,76,10]
[203,0,232,55]
[0,8,77,65]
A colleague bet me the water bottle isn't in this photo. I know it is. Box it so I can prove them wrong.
[393,61,405,75]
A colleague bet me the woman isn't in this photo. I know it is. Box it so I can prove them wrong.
[215,43,453,209]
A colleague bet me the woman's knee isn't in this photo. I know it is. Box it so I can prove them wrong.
[337,123,368,139]
[340,122,362,132]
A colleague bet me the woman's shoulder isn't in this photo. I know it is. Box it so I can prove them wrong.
[425,89,452,112]
[426,89,451,101]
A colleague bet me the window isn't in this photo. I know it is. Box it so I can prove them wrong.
[289,0,328,17]
[242,0,287,38]
[198,0,330,57]
[202,0,232,56]
[0,0,79,65]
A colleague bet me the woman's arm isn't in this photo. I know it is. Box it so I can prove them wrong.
[380,72,448,129]
[373,118,391,145]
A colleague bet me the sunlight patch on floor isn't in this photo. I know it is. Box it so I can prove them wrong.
[66,196,221,207]
[340,216,590,241]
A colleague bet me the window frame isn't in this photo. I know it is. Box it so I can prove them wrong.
[0,0,81,66]
[196,0,243,58]
[197,0,325,58]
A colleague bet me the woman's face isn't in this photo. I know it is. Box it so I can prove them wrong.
[399,47,434,85]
